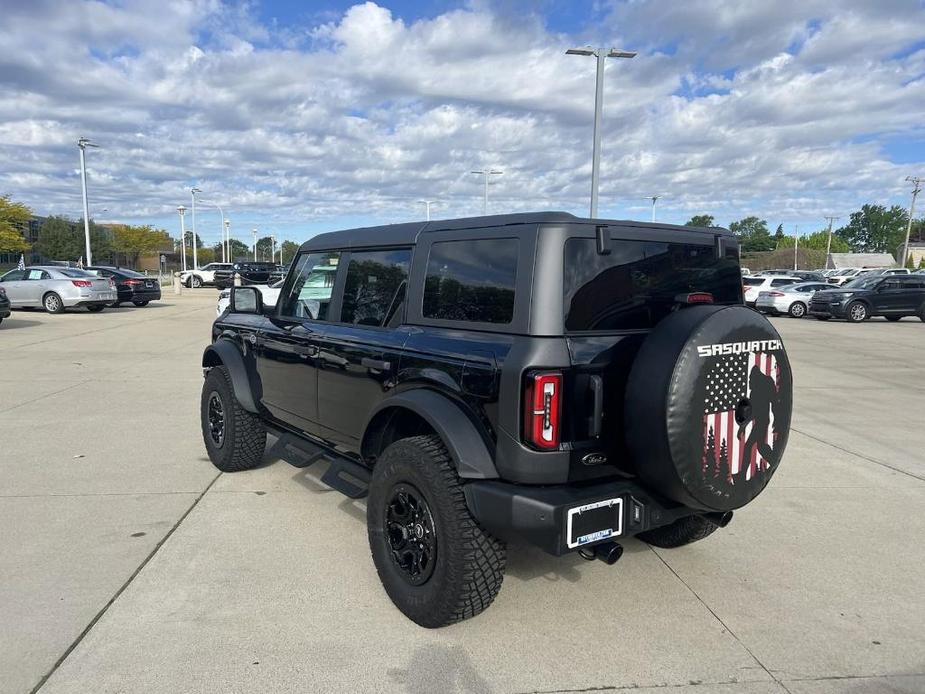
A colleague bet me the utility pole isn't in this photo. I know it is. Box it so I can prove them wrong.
[190,187,201,270]
[650,195,660,222]
[901,176,922,267]
[77,137,99,265]
[823,216,840,269]
[419,200,436,221]
[471,170,502,215]
[566,46,637,218]
[252,228,258,261]
[177,206,187,272]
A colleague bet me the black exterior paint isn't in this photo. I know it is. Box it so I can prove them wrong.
[204,212,762,554]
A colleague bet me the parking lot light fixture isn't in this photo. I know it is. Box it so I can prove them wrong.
[471,170,502,215]
[650,195,660,222]
[224,219,231,261]
[177,206,187,273]
[901,176,922,267]
[190,187,202,270]
[419,200,437,221]
[252,228,258,261]
[77,137,99,266]
[824,216,840,269]
[567,46,637,218]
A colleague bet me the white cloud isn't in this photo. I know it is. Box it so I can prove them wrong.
[0,0,922,244]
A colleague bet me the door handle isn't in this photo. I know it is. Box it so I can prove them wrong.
[361,357,391,371]
[299,345,319,358]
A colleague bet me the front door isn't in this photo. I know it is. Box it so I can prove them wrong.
[22,269,51,305]
[315,248,413,446]
[873,279,910,313]
[255,251,341,430]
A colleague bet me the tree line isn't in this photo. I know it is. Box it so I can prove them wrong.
[686,205,925,260]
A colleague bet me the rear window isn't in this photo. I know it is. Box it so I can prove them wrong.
[423,238,518,324]
[742,277,764,286]
[563,239,742,332]
[57,268,95,278]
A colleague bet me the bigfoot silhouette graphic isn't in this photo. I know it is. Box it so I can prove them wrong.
[737,363,781,481]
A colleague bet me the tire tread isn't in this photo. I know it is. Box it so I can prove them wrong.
[637,515,718,549]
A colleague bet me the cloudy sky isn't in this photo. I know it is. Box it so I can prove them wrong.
[1,0,923,247]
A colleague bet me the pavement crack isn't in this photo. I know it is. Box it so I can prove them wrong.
[648,546,793,694]
[790,427,925,482]
[29,471,222,694]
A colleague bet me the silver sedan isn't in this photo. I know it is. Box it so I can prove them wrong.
[755,281,834,318]
[0,266,117,313]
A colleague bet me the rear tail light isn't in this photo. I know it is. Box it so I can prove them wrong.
[523,371,562,450]
[768,291,785,297]
[71,280,92,288]
[123,279,142,285]
[676,292,714,304]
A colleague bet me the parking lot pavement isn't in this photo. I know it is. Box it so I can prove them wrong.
[3,299,924,694]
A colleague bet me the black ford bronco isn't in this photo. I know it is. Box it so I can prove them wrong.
[200,212,793,627]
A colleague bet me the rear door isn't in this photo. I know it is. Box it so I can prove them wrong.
[873,279,908,313]
[314,247,413,446]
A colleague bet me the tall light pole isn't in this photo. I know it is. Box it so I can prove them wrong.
[77,137,99,265]
[200,199,226,262]
[224,219,231,261]
[419,199,436,221]
[270,235,277,264]
[901,176,922,267]
[471,170,502,215]
[793,225,799,271]
[566,46,637,218]
[190,187,201,269]
[177,206,187,272]
[649,195,660,222]
[823,216,840,268]
[252,228,258,261]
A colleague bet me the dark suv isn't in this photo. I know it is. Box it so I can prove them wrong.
[809,274,925,322]
[199,212,793,627]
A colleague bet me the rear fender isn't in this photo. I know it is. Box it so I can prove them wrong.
[363,390,498,479]
[202,339,261,413]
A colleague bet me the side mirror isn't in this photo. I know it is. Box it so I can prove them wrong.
[230,286,262,314]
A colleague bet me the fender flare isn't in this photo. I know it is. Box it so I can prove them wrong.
[364,390,498,479]
[202,339,260,413]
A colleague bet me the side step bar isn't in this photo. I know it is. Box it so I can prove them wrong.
[267,428,370,499]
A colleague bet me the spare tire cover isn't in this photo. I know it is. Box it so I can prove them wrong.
[625,305,792,511]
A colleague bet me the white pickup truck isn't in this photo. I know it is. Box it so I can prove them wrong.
[180,263,233,288]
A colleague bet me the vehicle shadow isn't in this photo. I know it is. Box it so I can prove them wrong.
[0,319,43,330]
[387,643,493,694]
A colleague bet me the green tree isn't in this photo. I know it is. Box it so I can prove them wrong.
[111,224,172,268]
[775,230,850,253]
[905,253,916,269]
[729,216,775,252]
[280,240,299,265]
[227,238,250,261]
[918,256,925,269]
[834,204,908,253]
[0,195,31,253]
[255,236,276,262]
[774,224,785,243]
[685,214,714,228]
[35,216,83,260]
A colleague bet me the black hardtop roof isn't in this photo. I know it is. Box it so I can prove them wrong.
[298,211,731,252]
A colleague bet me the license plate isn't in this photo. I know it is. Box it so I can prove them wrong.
[100,293,113,300]
[566,498,623,549]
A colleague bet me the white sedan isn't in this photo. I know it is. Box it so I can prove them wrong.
[181,263,233,288]
[741,275,802,306]
[216,280,284,317]
[754,281,834,318]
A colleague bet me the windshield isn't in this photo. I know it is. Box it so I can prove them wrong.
[842,276,882,290]
[563,239,742,332]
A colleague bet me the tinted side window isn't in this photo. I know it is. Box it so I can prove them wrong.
[771,279,795,287]
[564,239,742,332]
[423,238,518,324]
[341,249,411,327]
[279,252,340,320]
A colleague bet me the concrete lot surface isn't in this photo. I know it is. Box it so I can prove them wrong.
[1,292,923,694]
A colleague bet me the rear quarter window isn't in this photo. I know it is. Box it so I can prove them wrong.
[422,238,518,324]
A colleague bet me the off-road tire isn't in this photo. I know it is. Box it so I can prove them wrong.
[133,300,150,307]
[367,435,506,628]
[846,300,868,323]
[43,292,65,314]
[200,366,265,472]
[637,515,718,549]
[86,305,105,313]
[788,301,807,318]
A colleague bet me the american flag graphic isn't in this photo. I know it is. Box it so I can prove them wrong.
[702,351,780,484]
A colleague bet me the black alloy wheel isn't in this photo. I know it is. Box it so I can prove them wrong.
[385,483,437,586]
[207,392,225,448]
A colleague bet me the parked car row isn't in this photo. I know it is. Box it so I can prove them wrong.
[747,271,925,322]
[0,265,161,325]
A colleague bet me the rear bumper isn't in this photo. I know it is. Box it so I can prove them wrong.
[463,478,699,555]
[117,289,161,302]
[64,291,117,307]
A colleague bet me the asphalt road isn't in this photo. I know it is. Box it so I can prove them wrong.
[1,292,923,694]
